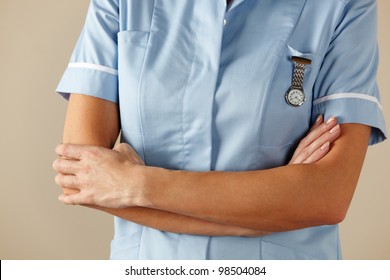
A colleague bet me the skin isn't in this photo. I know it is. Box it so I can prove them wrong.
[52,93,366,236]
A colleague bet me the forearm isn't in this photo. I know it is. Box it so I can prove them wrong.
[62,94,120,147]
[89,206,267,237]
[140,124,371,232]
[144,164,327,232]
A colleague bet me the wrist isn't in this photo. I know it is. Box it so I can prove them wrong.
[120,162,148,208]
[134,165,170,208]
[130,166,160,208]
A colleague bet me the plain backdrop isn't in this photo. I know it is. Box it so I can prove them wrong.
[0,0,389,259]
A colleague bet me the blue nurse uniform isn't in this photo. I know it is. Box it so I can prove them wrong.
[57,0,387,259]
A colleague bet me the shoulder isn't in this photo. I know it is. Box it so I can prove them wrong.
[335,0,377,21]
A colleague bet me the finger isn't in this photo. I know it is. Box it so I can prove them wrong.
[303,116,337,146]
[62,187,80,195]
[55,143,103,160]
[292,124,340,164]
[113,143,134,155]
[303,142,330,163]
[292,116,337,158]
[114,143,144,164]
[308,114,324,133]
[54,173,80,189]
[309,124,340,153]
[55,144,86,160]
[53,158,82,175]
[58,193,87,205]
[289,116,338,164]
[59,190,94,205]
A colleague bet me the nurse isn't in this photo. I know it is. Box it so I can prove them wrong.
[54,0,387,259]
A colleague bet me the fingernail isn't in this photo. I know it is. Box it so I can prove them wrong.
[320,142,330,150]
[330,124,340,133]
[326,116,336,125]
[316,115,323,124]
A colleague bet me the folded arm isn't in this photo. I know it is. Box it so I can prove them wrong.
[141,123,370,231]
[55,94,350,234]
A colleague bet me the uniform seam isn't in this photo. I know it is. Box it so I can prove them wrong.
[180,15,201,170]
[260,240,320,260]
[136,226,145,260]
[137,0,156,163]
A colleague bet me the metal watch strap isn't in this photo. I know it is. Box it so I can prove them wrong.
[291,56,311,89]
[291,63,306,89]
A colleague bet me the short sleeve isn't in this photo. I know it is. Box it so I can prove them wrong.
[312,0,387,145]
[56,0,119,103]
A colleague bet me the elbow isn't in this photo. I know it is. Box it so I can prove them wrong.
[316,194,352,226]
[320,207,348,225]
[313,176,358,226]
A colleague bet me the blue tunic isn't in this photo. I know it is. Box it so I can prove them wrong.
[57,0,387,259]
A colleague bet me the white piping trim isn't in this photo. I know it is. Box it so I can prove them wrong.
[313,93,383,111]
[68,62,118,76]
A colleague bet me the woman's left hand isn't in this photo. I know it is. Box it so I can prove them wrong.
[53,143,145,208]
[289,115,340,165]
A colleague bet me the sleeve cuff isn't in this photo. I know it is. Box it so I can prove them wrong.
[56,66,118,103]
[312,93,387,145]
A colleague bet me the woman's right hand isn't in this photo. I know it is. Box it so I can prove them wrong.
[289,115,341,165]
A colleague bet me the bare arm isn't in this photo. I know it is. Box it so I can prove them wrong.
[59,93,268,236]
[60,93,119,195]
[141,123,370,231]
[62,93,120,148]
[56,94,345,233]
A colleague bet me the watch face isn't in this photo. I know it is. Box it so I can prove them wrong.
[285,88,306,107]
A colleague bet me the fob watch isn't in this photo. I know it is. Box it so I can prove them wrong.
[285,56,311,107]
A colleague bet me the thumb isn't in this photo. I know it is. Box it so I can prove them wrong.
[113,143,133,155]
[113,143,144,165]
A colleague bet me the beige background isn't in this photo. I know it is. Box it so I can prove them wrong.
[0,0,389,259]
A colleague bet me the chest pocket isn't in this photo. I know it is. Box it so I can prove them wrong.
[255,46,320,169]
[116,0,155,158]
[117,30,150,134]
